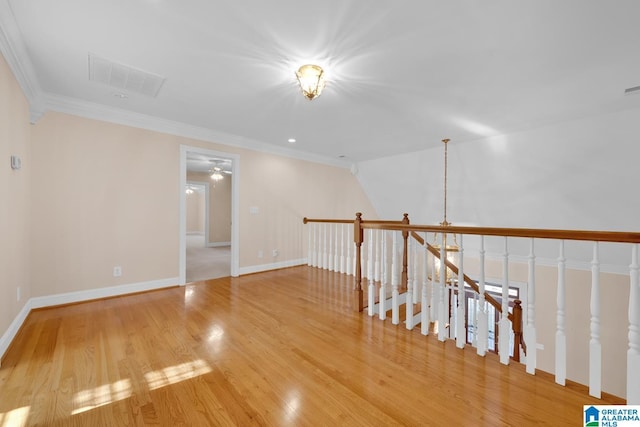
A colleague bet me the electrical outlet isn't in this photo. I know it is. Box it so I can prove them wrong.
[257,250,263,258]
[17,286,21,302]
[272,249,279,257]
[113,266,122,277]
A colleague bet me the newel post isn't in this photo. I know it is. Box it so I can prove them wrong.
[512,300,523,362]
[353,212,364,312]
[401,213,410,291]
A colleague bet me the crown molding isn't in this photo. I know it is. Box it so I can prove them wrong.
[43,93,351,169]
[0,0,45,123]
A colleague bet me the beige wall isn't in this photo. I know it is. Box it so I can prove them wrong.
[0,53,31,341]
[210,175,231,244]
[28,111,376,296]
[237,150,376,267]
[30,113,180,296]
[186,171,232,244]
[186,189,205,234]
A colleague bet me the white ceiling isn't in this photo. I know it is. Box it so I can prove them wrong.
[2,0,640,163]
[186,153,232,174]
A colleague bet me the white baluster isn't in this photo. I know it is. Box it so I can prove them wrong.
[379,231,388,320]
[307,223,313,266]
[438,236,447,342]
[556,240,566,386]
[456,235,465,349]
[392,231,400,325]
[477,235,488,357]
[421,235,430,336]
[406,237,414,330]
[430,242,438,323]
[314,223,320,268]
[368,229,375,316]
[589,241,601,398]
[333,224,341,271]
[413,239,419,316]
[363,229,374,280]
[628,244,640,404]
[327,224,334,271]
[526,238,537,374]
[340,224,346,274]
[346,224,353,276]
[322,223,328,269]
[472,293,478,347]
[375,229,381,282]
[498,237,510,365]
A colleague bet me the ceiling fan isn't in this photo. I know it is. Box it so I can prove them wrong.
[208,160,232,181]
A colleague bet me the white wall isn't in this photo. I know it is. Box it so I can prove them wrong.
[357,107,640,268]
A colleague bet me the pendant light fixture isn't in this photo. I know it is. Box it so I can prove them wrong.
[295,64,326,100]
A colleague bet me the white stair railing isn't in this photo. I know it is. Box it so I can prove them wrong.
[556,240,567,386]
[590,242,602,398]
[525,238,536,374]
[628,244,640,403]
[477,235,488,357]
[498,237,510,365]
[304,215,640,403]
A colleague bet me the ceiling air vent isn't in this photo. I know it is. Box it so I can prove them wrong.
[624,85,640,96]
[88,53,165,97]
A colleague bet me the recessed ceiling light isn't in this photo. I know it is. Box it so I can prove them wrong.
[287,138,296,143]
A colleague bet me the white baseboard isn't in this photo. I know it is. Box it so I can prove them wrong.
[238,258,307,276]
[207,241,231,248]
[0,276,179,365]
[0,300,32,367]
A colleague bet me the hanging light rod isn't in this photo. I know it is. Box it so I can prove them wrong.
[441,138,451,227]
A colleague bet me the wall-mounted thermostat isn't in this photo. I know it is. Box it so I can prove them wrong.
[10,155,21,170]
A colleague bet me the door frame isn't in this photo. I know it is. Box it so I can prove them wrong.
[179,145,240,283]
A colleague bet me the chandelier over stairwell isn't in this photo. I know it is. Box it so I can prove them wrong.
[430,138,459,283]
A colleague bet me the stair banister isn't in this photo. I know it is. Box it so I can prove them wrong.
[526,238,536,374]
[499,237,510,365]
[556,240,567,386]
[401,213,409,292]
[628,244,640,403]
[304,214,640,403]
[353,212,364,312]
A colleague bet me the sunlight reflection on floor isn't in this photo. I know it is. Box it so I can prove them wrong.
[72,379,132,415]
[68,359,213,417]
[144,359,212,391]
[0,406,30,427]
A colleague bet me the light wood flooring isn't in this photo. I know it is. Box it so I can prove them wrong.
[0,266,624,426]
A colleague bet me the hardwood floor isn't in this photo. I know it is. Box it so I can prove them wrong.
[0,266,623,426]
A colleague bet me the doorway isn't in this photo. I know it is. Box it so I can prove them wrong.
[179,145,239,283]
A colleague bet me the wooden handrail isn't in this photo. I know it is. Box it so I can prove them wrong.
[303,218,353,224]
[365,223,640,244]
[303,217,405,225]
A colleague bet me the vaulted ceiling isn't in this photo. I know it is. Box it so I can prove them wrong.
[2,1,640,164]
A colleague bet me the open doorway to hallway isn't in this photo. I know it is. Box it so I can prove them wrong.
[185,181,231,281]
[179,146,240,283]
